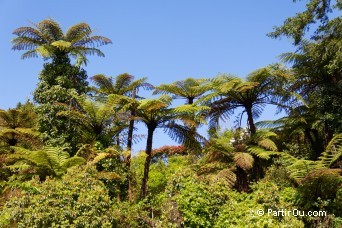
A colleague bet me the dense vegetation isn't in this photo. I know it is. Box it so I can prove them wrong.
[1,1,341,227]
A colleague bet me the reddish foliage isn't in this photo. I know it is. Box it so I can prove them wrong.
[152,145,187,158]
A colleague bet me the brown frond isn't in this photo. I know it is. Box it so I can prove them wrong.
[233,152,254,171]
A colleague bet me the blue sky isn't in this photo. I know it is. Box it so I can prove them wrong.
[0,0,309,151]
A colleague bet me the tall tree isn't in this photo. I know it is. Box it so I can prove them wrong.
[153,78,209,105]
[12,19,112,154]
[12,19,111,66]
[153,78,209,153]
[91,73,153,200]
[131,95,206,198]
[202,65,292,135]
[269,0,342,140]
[91,73,152,149]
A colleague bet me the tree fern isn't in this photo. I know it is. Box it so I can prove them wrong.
[9,146,85,177]
[12,19,112,65]
[279,134,342,182]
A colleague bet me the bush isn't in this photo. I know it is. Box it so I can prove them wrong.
[215,181,304,228]
[160,169,229,227]
[296,169,341,227]
[0,166,116,227]
[296,169,341,214]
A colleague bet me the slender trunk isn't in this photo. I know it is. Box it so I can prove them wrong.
[236,167,249,192]
[127,88,136,201]
[187,97,200,153]
[252,156,265,180]
[126,116,134,201]
[140,126,155,199]
[188,98,194,105]
[246,106,256,135]
[305,129,323,160]
[246,106,263,180]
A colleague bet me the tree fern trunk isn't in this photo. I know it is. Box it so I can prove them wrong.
[140,126,155,199]
[236,166,249,192]
[127,117,134,201]
[127,88,136,201]
[246,107,256,135]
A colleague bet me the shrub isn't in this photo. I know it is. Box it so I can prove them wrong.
[0,166,116,227]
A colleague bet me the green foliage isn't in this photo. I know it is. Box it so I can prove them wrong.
[5,14,342,227]
[0,103,41,149]
[268,0,339,45]
[9,146,85,179]
[95,150,129,201]
[201,64,292,134]
[34,58,89,154]
[319,134,342,168]
[58,97,120,148]
[215,183,303,227]
[12,19,112,65]
[112,200,155,227]
[296,168,341,213]
[0,166,116,227]
[163,170,229,227]
[270,0,342,138]
[153,77,209,104]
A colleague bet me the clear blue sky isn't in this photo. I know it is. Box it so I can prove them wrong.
[0,0,308,151]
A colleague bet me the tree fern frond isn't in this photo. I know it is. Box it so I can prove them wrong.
[65,22,92,43]
[11,37,42,51]
[197,162,227,175]
[51,40,71,51]
[164,122,206,150]
[60,156,85,170]
[258,138,278,151]
[287,159,323,181]
[92,153,112,164]
[44,146,70,165]
[91,74,115,94]
[37,19,63,41]
[173,104,210,113]
[278,52,304,64]
[74,36,112,47]
[12,27,44,40]
[216,168,237,188]
[36,45,54,58]
[248,146,280,160]
[255,120,284,129]
[319,134,342,168]
[21,50,39,59]
[138,95,172,111]
[234,152,254,171]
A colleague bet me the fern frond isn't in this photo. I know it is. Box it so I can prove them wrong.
[51,40,71,51]
[319,134,342,168]
[258,138,278,151]
[197,162,227,175]
[287,159,323,181]
[234,152,254,171]
[248,146,280,160]
[92,153,112,164]
[60,156,85,170]
[216,168,237,188]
